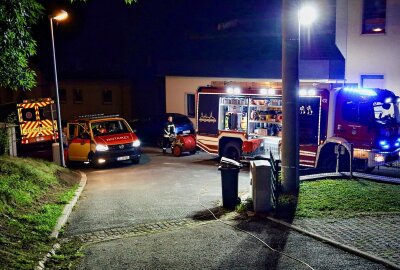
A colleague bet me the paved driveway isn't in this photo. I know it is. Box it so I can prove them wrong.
[65,148,249,236]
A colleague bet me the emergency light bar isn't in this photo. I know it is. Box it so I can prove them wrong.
[343,87,377,96]
[22,98,53,103]
[76,113,120,119]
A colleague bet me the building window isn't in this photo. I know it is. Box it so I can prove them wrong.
[186,93,196,118]
[361,74,384,88]
[362,0,386,34]
[59,88,67,103]
[73,88,83,104]
[103,89,113,104]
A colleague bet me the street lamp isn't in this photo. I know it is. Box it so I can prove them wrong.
[298,5,317,26]
[281,1,317,194]
[50,10,68,167]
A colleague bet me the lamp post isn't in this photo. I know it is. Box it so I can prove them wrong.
[50,10,68,167]
[281,1,317,194]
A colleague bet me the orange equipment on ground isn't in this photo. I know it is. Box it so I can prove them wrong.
[172,134,197,157]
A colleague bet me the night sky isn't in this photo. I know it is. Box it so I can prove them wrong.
[33,0,336,116]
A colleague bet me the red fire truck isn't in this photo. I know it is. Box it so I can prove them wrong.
[196,84,400,171]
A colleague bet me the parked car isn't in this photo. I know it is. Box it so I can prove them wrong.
[129,113,195,147]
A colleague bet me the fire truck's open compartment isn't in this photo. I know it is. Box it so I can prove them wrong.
[218,96,283,139]
[219,97,248,132]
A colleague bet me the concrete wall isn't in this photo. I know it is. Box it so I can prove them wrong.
[336,0,400,95]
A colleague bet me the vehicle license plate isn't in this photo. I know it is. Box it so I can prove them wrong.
[117,156,130,161]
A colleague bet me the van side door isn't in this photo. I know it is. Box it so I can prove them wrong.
[67,123,91,162]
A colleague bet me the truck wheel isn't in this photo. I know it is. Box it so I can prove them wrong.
[339,150,350,172]
[317,154,336,172]
[222,141,241,161]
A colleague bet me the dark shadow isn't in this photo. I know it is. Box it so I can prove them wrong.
[274,192,298,223]
[189,206,226,221]
[67,153,151,170]
[213,207,300,270]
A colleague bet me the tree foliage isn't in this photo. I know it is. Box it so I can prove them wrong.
[0,0,44,91]
[0,0,136,92]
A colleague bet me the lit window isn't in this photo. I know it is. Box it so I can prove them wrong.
[103,89,113,104]
[73,88,83,104]
[362,0,386,34]
[186,93,196,118]
[361,74,384,88]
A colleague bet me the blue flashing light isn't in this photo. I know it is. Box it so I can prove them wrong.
[384,97,392,103]
[343,87,377,96]
[379,140,388,146]
[395,142,400,148]
[382,144,390,150]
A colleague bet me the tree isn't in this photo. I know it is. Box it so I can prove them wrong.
[0,0,43,91]
[0,0,136,91]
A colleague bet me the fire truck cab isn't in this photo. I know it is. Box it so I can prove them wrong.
[66,114,141,166]
[323,87,400,170]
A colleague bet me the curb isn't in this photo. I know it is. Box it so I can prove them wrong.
[267,216,400,270]
[35,170,87,270]
[51,171,87,238]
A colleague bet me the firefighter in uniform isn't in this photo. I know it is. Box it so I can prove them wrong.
[163,116,175,154]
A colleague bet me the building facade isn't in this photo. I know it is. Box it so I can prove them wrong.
[0,79,133,121]
[336,0,400,95]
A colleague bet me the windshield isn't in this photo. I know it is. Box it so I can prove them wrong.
[373,100,400,124]
[91,120,131,136]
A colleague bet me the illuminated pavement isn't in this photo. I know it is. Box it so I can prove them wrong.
[63,148,390,269]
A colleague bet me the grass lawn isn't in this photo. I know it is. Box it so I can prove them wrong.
[0,155,80,269]
[279,179,400,218]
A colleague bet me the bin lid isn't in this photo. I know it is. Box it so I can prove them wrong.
[220,157,242,168]
[250,160,271,168]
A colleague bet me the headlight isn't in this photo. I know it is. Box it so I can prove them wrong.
[374,154,385,162]
[96,144,109,151]
[132,140,141,147]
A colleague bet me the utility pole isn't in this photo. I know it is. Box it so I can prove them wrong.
[281,0,300,194]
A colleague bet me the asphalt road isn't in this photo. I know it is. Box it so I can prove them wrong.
[65,148,250,236]
[64,148,387,269]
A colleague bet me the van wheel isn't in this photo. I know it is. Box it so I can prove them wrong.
[222,141,241,161]
[131,157,140,164]
[88,152,100,168]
